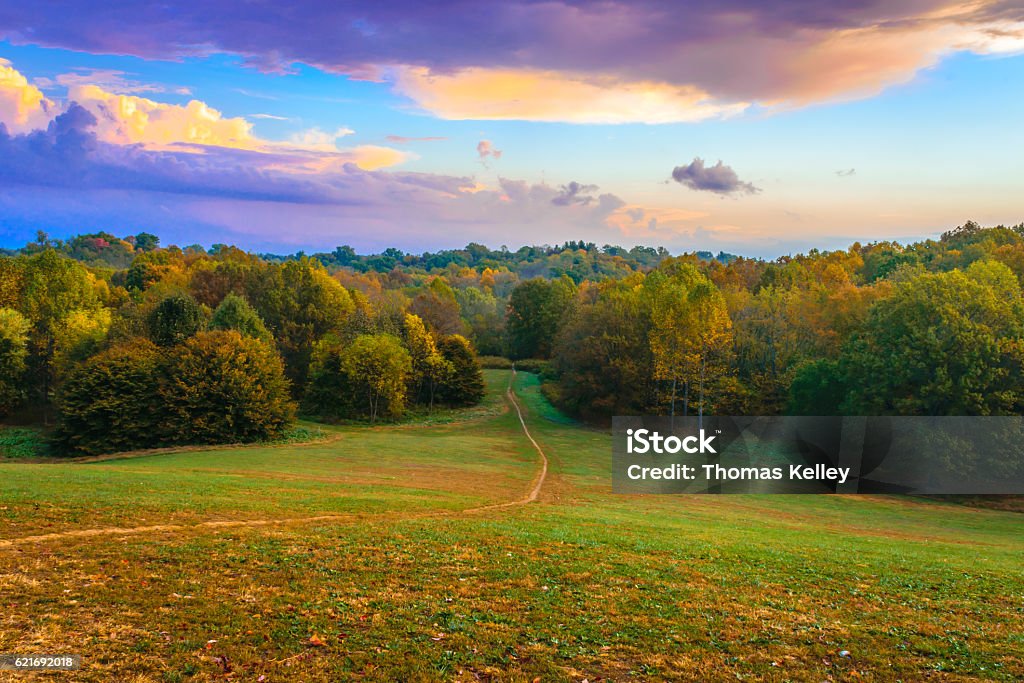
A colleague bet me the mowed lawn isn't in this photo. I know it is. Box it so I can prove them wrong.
[0,371,1022,682]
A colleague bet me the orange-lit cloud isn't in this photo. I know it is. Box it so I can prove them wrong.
[67,84,260,150]
[3,2,1023,124]
[394,67,749,124]
[66,84,409,169]
[383,4,1024,122]
[0,57,55,132]
[0,61,409,172]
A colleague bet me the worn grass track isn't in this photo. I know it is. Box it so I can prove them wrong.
[1,370,1022,682]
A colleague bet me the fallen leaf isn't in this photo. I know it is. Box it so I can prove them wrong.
[308,634,327,647]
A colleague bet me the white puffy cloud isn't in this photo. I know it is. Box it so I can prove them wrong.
[0,59,408,172]
[0,57,56,132]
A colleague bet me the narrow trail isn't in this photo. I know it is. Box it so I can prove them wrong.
[0,370,550,548]
[461,368,549,512]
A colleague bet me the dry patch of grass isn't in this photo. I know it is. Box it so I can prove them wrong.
[1,371,1022,681]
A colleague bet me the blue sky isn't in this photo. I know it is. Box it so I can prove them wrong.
[0,1,1022,256]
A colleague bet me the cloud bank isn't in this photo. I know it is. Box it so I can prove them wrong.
[2,1,1022,123]
[0,63,725,253]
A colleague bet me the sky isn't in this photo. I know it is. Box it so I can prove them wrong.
[0,1,1022,257]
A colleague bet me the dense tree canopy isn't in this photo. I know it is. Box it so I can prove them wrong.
[0,308,30,415]
[506,277,575,359]
[6,219,1024,457]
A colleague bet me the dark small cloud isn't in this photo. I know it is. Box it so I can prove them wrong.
[835,168,856,177]
[671,157,759,195]
[386,135,447,143]
[552,181,599,206]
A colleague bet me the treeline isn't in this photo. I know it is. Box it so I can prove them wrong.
[7,230,739,283]
[0,245,486,455]
[3,219,1024,451]
[515,220,1024,421]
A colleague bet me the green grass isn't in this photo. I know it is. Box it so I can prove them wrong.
[0,369,1022,681]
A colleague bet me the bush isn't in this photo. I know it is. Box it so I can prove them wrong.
[56,332,296,455]
[55,339,165,455]
[162,331,295,444]
[0,427,49,458]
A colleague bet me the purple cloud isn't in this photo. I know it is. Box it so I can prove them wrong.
[552,181,599,206]
[1,1,1019,113]
[671,158,759,195]
[0,103,650,253]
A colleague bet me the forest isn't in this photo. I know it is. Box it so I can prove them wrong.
[2,220,1024,455]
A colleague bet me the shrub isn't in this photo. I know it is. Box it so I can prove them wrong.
[56,332,295,455]
[162,331,295,444]
[512,358,550,375]
[55,339,165,455]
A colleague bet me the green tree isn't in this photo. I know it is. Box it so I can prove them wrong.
[436,334,485,407]
[55,339,164,455]
[133,232,160,252]
[338,334,412,421]
[147,293,206,346]
[18,250,102,410]
[841,262,1024,415]
[552,277,655,421]
[403,313,451,409]
[304,334,355,420]
[0,308,30,415]
[454,286,504,355]
[209,293,272,342]
[162,331,295,443]
[787,359,845,415]
[506,277,575,359]
[248,258,355,390]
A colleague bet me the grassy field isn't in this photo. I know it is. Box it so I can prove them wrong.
[0,370,1022,682]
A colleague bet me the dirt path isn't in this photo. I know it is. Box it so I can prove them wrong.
[0,370,550,548]
[461,368,549,512]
